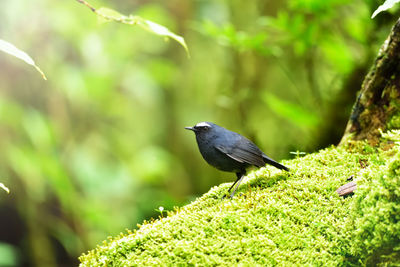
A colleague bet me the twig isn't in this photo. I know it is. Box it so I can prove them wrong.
[336,181,357,197]
[76,0,96,12]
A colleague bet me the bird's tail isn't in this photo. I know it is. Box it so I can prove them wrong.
[262,154,289,171]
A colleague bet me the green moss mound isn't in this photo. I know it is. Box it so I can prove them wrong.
[79,130,400,266]
[345,130,400,265]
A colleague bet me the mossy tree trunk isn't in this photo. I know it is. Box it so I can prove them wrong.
[340,17,400,145]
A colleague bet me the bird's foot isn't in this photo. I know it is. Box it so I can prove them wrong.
[221,192,233,200]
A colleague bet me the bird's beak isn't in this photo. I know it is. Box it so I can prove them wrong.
[185,126,195,131]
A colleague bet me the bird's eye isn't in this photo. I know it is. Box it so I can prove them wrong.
[195,125,209,131]
[194,122,211,131]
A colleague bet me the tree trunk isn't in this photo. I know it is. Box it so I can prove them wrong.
[340,17,400,145]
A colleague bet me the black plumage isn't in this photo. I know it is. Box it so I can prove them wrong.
[185,122,289,198]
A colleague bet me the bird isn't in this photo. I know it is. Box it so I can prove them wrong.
[185,122,289,198]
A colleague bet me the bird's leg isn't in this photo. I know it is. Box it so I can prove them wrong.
[222,172,245,199]
[230,173,245,198]
[227,174,240,192]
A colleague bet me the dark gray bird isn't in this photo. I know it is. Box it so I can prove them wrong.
[185,122,289,198]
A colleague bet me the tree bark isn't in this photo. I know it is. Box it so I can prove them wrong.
[340,17,400,145]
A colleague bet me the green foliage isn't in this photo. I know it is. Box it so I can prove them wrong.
[79,131,400,266]
[0,1,189,263]
[200,21,276,56]
[263,92,320,129]
[0,242,18,266]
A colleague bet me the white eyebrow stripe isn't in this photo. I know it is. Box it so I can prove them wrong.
[196,122,211,127]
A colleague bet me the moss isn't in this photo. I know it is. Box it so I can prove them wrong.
[387,88,400,130]
[79,130,400,266]
[388,111,400,129]
[344,130,400,266]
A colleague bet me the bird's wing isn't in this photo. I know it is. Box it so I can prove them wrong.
[215,141,265,167]
[215,145,245,163]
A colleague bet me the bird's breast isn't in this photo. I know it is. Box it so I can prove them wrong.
[196,135,245,172]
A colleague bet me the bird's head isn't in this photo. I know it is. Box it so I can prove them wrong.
[185,122,213,135]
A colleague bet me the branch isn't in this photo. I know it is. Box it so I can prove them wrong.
[75,0,189,56]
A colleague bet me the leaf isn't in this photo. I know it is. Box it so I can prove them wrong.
[0,183,9,194]
[0,39,47,80]
[263,93,320,128]
[93,6,189,56]
[371,0,400,18]
[134,17,189,57]
[96,7,127,22]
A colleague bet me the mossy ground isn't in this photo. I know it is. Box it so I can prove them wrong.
[79,130,400,266]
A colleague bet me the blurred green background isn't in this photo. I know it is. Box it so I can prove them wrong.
[0,0,398,266]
